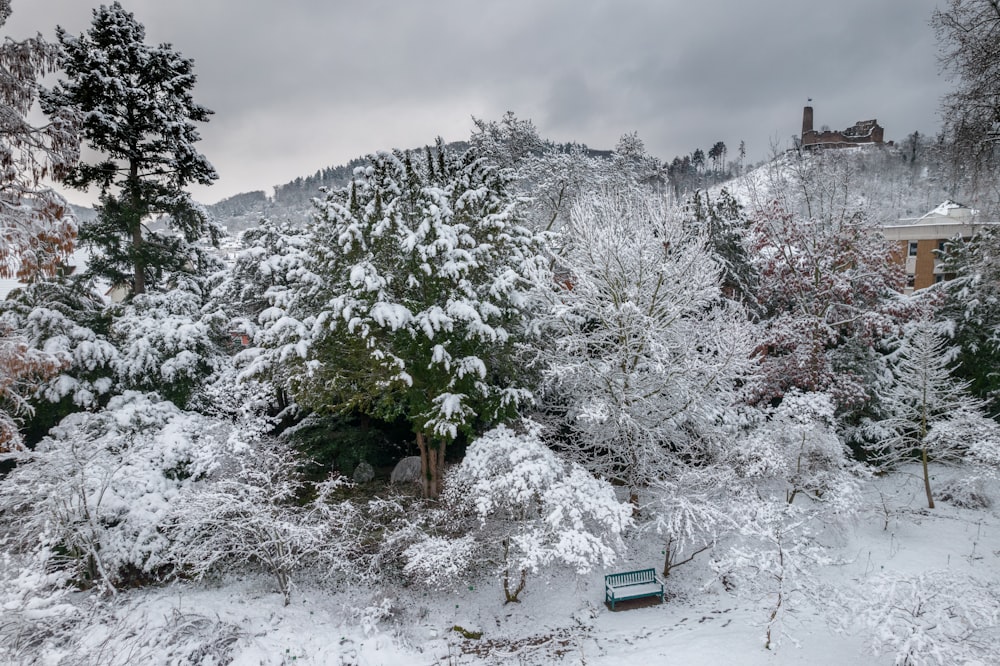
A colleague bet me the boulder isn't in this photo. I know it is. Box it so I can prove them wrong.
[353,461,375,484]
[390,455,422,484]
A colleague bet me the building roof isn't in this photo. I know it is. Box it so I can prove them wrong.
[883,201,991,241]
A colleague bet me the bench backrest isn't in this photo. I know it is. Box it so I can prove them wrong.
[605,568,656,586]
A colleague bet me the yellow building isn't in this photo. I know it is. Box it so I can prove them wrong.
[882,201,991,293]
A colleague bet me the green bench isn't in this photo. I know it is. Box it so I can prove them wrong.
[604,568,665,610]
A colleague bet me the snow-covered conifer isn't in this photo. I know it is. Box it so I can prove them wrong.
[865,323,1000,508]
[111,285,226,408]
[276,143,549,497]
[42,2,218,296]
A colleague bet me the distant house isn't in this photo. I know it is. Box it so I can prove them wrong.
[800,106,886,150]
[882,201,994,293]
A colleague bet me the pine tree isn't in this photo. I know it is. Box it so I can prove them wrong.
[42,2,218,296]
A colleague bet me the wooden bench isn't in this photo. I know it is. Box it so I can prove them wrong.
[604,568,665,610]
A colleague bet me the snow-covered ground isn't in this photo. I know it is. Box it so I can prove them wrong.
[9,463,998,666]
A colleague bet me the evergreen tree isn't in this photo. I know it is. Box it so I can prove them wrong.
[865,324,998,509]
[937,228,1000,413]
[42,2,218,296]
[273,143,548,497]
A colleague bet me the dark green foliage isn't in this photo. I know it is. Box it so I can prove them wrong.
[938,229,1000,414]
[282,412,409,481]
[686,188,759,311]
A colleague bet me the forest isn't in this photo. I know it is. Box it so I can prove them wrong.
[3,1,1000,664]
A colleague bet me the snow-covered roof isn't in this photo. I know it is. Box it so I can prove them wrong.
[894,200,978,226]
[883,200,994,241]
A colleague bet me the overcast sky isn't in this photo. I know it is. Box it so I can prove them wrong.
[7,0,951,206]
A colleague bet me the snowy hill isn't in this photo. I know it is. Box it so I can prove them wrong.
[712,144,957,226]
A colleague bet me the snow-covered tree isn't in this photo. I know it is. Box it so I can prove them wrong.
[641,465,742,578]
[0,0,80,450]
[685,188,758,308]
[733,390,863,509]
[0,392,229,593]
[936,227,1000,413]
[865,324,1000,508]
[853,570,1000,665]
[0,278,116,447]
[748,199,912,414]
[932,0,1000,189]
[535,189,757,503]
[710,502,842,651]
[275,144,549,497]
[0,0,78,281]
[111,283,227,408]
[469,111,546,171]
[212,218,312,419]
[444,423,632,603]
[42,2,218,296]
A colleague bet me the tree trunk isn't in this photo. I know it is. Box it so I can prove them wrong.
[131,222,145,295]
[416,431,446,498]
[921,445,935,509]
[129,160,145,295]
[501,537,527,603]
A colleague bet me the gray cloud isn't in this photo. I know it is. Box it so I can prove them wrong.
[5,0,949,205]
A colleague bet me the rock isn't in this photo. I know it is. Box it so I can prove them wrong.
[390,455,422,484]
[353,461,375,484]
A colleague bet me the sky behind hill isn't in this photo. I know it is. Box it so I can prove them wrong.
[6,0,950,206]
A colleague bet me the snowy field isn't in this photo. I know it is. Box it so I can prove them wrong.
[6,463,997,666]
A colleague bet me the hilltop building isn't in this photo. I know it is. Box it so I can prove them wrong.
[800,106,885,150]
[882,201,992,293]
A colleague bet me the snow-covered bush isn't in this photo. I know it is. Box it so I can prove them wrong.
[400,534,479,589]
[0,542,80,663]
[709,503,842,650]
[111,287,226,408]
[734,391,864,510]
[0,391,229,592]
[445,423,633,602]
[166,444,358,606]
[937,476,992,509]
[853,570,1000,665]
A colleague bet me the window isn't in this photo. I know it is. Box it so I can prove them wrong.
[908,241,919,257]
[935,274,945,284]
[906,274,915,288]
